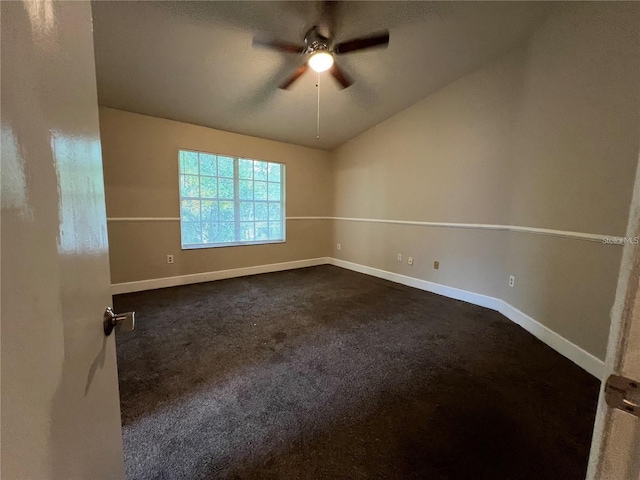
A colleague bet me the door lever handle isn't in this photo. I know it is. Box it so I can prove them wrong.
[605,374,640,418]
[103,307,135,336]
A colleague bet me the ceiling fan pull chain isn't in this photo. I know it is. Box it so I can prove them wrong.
[316,71,321,140]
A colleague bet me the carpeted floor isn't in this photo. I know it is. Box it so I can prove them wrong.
[114,265,600,480]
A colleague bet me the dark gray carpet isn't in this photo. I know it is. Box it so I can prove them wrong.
[114,265,599,480]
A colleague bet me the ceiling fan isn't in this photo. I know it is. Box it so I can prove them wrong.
[252,24,389,90]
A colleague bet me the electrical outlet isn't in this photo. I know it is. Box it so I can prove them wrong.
[408,256,413,266]
[337,243,341,250]
[509,275,515,287]
[167,254,174,264]
[434,261,439,270]
[397,253,402,262]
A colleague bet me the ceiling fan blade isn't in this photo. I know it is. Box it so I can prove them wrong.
[334,30,389,54]
[252,34,305,54]
[279,63,309,90]
[329,63,353,89]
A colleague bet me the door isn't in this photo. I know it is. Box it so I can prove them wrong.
[587,148,640,479]
[1,1,125,478]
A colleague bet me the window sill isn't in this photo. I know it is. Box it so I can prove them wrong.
[181,239,286,250]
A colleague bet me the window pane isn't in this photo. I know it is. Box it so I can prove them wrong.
[268,203,281,220]
[182,222,202,244]
[181,200,200,222]
[268,163,281,182]
[201,222,217,243]
[200,154,216,176]
[239,159,253,180]
[218,222,235,243]
[255,222,268,240]
[240,222,254,241]
[219,201,235,221]
[268,182,280,201]
[218,156,234,177]
[255,202,268,221]
[201,200,218,222]
[218,178,234,199]
[180,151,198,174]
[179,151,284,248]
[180,174,199,197]
[269,222,282,239]
[239,180,253,200]
[200,176,217,198]
[254,181,267,201]
[254,160,268,181]
[240,202,254,221]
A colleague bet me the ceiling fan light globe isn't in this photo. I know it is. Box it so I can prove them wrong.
[308,51,334,73]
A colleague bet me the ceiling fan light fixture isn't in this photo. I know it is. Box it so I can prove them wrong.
[308,51,334,73]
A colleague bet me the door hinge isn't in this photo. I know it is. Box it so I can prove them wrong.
[605,374,640,418]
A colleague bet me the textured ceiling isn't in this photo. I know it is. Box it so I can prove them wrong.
[91,1,552,150]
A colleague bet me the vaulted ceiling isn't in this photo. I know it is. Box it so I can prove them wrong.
[91,1,552,150]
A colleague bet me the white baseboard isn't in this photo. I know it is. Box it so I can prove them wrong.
[111,256,605,379]
[110,257,331,295]
[328,258,500,310]
[327,258,605,379]
[494,300,606,380]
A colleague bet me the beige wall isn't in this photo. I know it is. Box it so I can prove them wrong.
[100,108,333,284]
[332,47,522,301]
[332,2,639,360]
[333,49,521,226]
[508,2,639,236]
[502,2,639,358]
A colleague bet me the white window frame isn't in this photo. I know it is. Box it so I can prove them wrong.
[178,149,286,249]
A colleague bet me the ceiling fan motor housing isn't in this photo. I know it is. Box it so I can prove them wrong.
[304,26,331,54]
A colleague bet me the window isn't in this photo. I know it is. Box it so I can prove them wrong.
[179,149,285,249]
